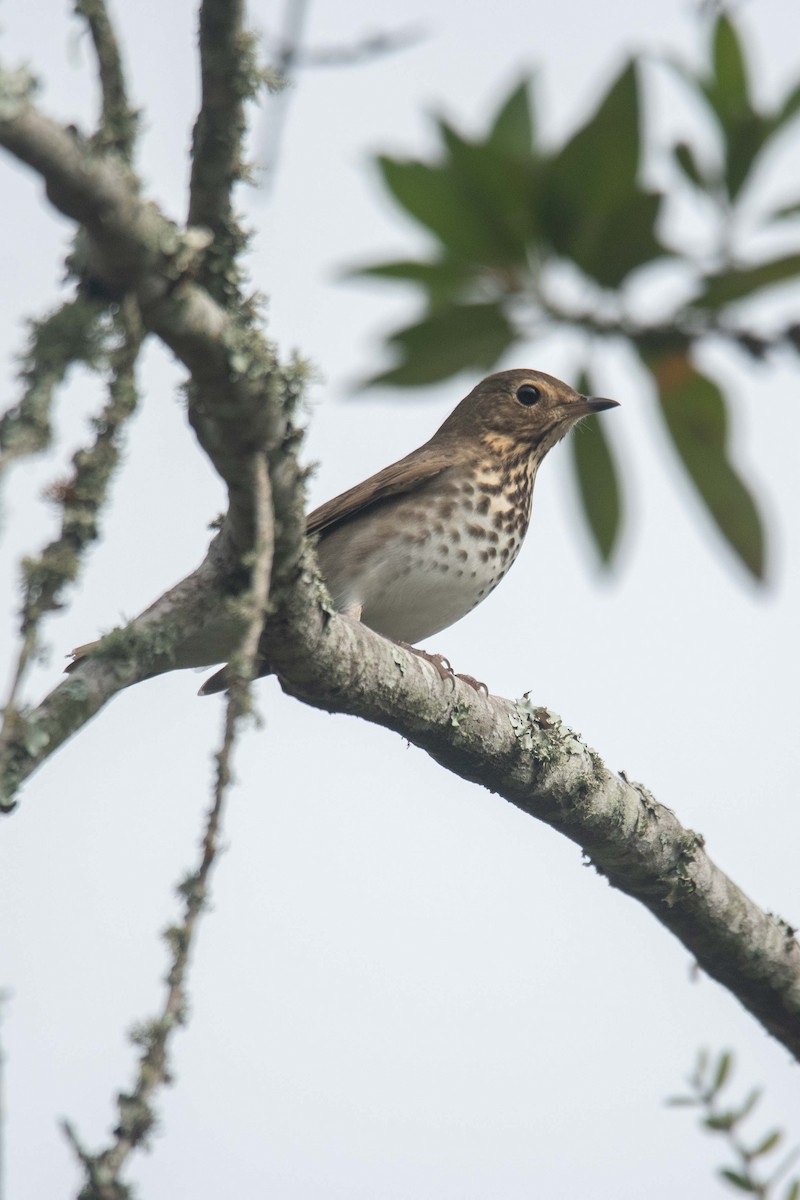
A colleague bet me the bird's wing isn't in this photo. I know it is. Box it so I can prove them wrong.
[67,450,451,677]
[306,445,452,537]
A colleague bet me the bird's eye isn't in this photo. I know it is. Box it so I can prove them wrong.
[516,384,541,407]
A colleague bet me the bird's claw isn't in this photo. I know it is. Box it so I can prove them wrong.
[455,673,489,696]
[394,642,488,695]
[395,641,454,684]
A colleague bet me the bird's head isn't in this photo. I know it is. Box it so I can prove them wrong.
[436,368,619,460]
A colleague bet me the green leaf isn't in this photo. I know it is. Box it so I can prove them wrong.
[775,78,800,131]
[705,1112,736,1132]
[377,155,501,262]
[749,1129,782,1158]
[550,60,641,202]
[666,27,779,199]
[377,97,539,270]
[685,15,771,200]
[691,1048,711,1089]
[562,189,665,287]
[650,354,766,580]
[365,302,516,387]
[569,374,623,564]
[719,1168,758,1193]
[784,1180,800,1200]
[588,191,664,287]
[695,254,800,308]
[733,1088,763,1124]
[673,141,708,188]
[346,258,473,309]
[770,199,800,221]
[437,121,538,261]
[712,1050,733,1094]
[710,14,749,120]
[725,112,770,199]
[541,61,667,284]
[705,16,780,199]
[487,77,536,157]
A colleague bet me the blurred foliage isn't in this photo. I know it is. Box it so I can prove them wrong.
[570,371,622,563]
[668,1049,800,1198]
[352,10,800,579]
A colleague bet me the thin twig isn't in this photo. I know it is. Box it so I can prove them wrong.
[0,531,236,811]
[0,295,106,480]
[256,0,310,196]
[668,1049,800,1199]
[256,2,421,195]
[188,0,261,307]
[537,294,800,362]
[0,298,142,730]
[74,0,138,160]
[64,457,273,1198]
[1,0,138,743]
[272,24,424,69]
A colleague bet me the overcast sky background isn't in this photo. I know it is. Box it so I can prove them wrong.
[1,1,799,1197]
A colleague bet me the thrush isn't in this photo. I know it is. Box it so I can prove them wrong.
[67,369,618,690]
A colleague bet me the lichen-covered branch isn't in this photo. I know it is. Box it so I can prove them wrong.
[0,298,142,718]
[0,66,303,550]
[0,359,307,807]
[0,66,309,809]
[256,569,800,1062]
[74,0,139,160]
[6,535,799,1060]
[0,295,106,478]
[188,0,258,307]
[0,531,236,808]
[0,0,137,483]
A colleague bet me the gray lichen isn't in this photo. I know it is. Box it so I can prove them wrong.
[509,694,584,763]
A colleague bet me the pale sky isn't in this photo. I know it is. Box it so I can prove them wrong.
[1,1,799,1197]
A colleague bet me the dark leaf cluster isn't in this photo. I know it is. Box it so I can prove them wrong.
[353,12,800,579]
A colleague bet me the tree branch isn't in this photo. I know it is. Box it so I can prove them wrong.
[1,296,142,720]
[74,0,139,160]
[0,294,106,478]
[187,0,256,307]
[6,540,800,1060]
[0,64,309,806]
[0,65,308,544]
[260,573,800,1062]
[0,531,234,807]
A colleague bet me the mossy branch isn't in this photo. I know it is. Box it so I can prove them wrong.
[188,0,262,307]
[0,297,143,727]
[0,295,106,479]
[74,0,139,161]
[0,64,302,548]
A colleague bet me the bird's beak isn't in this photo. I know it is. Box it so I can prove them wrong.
[572,395,620,417]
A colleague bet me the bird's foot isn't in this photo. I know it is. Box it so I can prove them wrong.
[394,642,488,695]
[395,641,454,684]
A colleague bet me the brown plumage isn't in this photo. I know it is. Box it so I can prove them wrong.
[66,369,618,691]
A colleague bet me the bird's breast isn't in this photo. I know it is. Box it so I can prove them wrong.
[316,459,535,644]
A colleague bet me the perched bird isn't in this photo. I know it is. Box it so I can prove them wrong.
[68,369,618,691]
[201,368,618,692]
